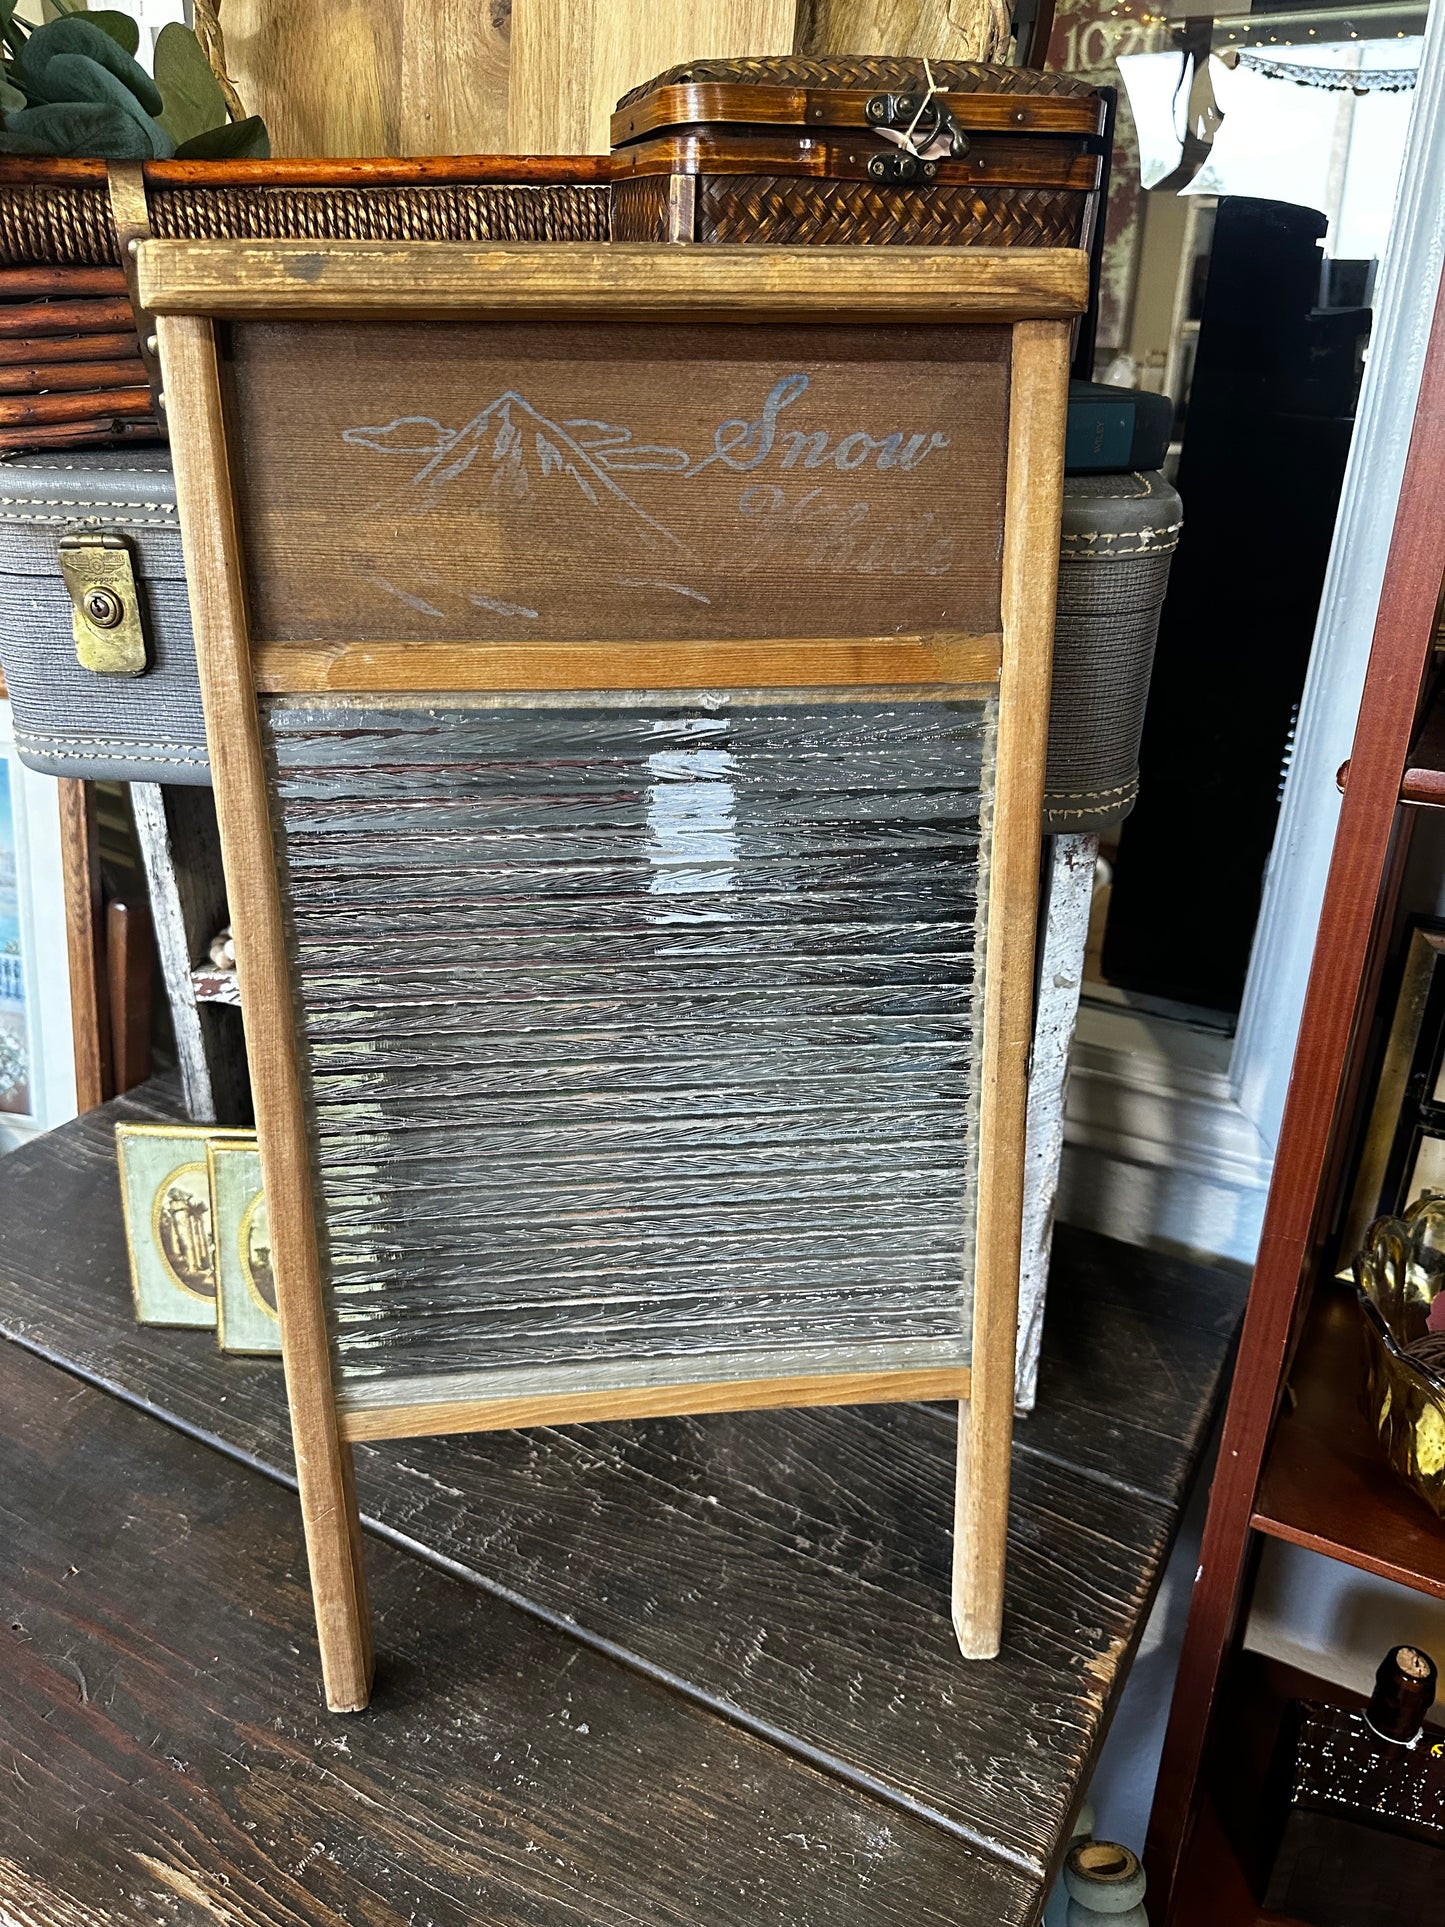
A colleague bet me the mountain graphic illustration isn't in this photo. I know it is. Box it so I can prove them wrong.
[343,391,699,628]
[349,393,691,546]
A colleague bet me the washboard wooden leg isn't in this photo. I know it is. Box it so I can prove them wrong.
[158,312,374,1711]
[953,317,1072,1658]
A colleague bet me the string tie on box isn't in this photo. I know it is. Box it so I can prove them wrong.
[874,61,966,162]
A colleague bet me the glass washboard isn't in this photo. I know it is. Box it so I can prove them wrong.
[145,238,1080,1702]
[231,316,1006,1426]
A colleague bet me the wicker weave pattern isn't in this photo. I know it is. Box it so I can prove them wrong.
[0,186,117,267]
[0,182,610,266]
[151,183,609,243]
[608,176,670,242]
[694,175,1085,249]
[617,56,1098,105]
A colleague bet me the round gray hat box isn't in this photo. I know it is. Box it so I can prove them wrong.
[1045,467,1183,835]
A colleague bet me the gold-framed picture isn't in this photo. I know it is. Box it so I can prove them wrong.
[208,1139,280,1355]
[115,1122,253,1327]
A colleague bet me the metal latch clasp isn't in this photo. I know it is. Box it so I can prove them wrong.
[59,531,148,677]
[864,92,970,162]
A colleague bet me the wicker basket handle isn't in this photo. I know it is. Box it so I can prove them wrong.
[191,0,248,124]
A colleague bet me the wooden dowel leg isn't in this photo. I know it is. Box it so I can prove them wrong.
[952,318,1072,1660]
[339,1438,375,1682]
[295,1429,373,1713]
[57,777,112,1112]
[105,896,154,1093]
[159,311,375,1713]
[952,1396,1008,1659]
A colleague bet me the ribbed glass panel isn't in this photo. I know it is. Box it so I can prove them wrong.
[263,694,994,1409]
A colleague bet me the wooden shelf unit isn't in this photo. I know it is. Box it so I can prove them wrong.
[1145,259,1445,1923]
[1399,675,1445,805]
[1339,668,1445,806]
[1254,1281,1445,1601]
[1173,1653,1445,1927]
[1172,1794,1302,1927]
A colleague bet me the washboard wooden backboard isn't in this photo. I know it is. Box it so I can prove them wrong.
[139,241,1085,1712]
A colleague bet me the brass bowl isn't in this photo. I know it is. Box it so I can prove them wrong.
[1355,1194,1445,1518]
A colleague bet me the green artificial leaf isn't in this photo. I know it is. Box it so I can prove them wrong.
[153,20,225,145]
[0,3,29,63]
[27,50,173,153]
[83,11,141,57]
[0,76,25,113]
[16,15,162,116]
[0,99,152,156]
[173,114,270,161]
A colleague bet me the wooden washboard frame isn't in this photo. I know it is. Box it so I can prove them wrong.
[139,240,1085,1712]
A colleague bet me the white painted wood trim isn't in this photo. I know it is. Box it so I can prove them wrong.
[1068,1003,1272,1193]
[131,781,216,1123]
[1062,999,1271,1266]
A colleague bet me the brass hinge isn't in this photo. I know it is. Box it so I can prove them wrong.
[59,532,148,677]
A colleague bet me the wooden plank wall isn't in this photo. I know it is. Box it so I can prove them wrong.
[222,0,1011,158]
[508,0,798,155]
[798,0,1012,61]
[222,0,512,157]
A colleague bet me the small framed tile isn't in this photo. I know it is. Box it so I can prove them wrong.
[115,1123,253,1328]
[209,1139,280,1356]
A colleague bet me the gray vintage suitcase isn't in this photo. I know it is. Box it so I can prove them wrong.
[0,452,1180,828]
[0,450,206,785]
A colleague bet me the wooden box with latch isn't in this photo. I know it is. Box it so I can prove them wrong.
[609,56,1110,253]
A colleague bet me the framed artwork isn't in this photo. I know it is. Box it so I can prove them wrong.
[209,1137,280,1355]
[115,1122,251,1326]
[1340,920,1445,1267]
[143,239,1085,1709]
[0,696,78,1149]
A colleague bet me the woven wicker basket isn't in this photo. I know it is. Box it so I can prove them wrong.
[0,156,612,454]
[609,57,1108,251]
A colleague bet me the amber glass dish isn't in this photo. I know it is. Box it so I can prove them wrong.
[1355,1196,1445,1518]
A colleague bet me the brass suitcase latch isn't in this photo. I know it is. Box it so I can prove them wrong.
[59,531,148,677]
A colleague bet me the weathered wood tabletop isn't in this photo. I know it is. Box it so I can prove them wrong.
[0,1081,1242,1926]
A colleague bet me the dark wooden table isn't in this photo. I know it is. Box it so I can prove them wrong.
[0,1082,1242,1926]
